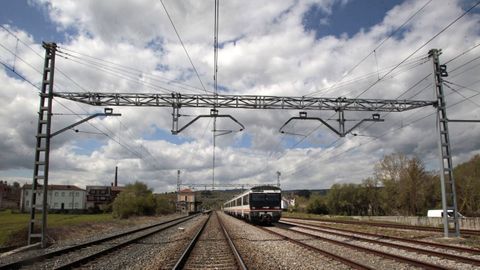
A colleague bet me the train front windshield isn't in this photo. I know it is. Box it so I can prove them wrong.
[250,193,281,208]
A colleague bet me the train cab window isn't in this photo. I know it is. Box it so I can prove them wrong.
[243,195,249,205]
[250,193,281,207]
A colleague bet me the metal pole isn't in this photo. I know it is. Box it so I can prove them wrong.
[429,48,460,237]
[212,117,216,190]
[276,171,281,188]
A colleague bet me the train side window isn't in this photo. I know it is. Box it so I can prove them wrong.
[243,195,248,205]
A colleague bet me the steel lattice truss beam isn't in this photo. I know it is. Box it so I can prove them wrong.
[53,92,436,112]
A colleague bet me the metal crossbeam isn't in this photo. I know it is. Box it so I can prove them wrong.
[53,92,435,112]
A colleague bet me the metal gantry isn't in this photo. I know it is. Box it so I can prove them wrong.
[53,92,435,112]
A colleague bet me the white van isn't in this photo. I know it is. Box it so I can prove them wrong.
[427,209,465,218]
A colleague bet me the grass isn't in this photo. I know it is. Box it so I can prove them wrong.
[0,210,114,247]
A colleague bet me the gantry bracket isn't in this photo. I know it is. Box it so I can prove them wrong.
[51,108,121,138]
[171,108,245,135]
[279,111,384,137]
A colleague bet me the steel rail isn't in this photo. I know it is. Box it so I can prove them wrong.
[0,214,197,269]
[52,214,201,270]
[254,225,373,270]
[172,212,212,269]
[281,218,480,255]
[283,217,480,236]
[217,212,248,270]
[279,220,480,266]
[268,224,450,270]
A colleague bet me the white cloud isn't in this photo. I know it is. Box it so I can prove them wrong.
[1,0,479,192]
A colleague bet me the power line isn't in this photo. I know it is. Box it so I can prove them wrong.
[159,0,208,94]
[353,0,480,99]
[0,59,40,90]
[0,42,43,74]
[56,52,174,94]
[445,42,480,64]
[281,73,433,177]
[305,0,432,97]
[0,24,168,172]
[444,81,480,107]
[213,0,219,95]
[0,25,43,58]
[56,47,210,94]
[286,85,480,179]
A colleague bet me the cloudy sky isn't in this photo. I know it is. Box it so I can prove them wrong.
[0,0,479,192]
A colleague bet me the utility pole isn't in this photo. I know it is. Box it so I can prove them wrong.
[29,42,56,248]
[429,49,460,237]
[177,170,181,194]
[28,44,120,248]
[114,166,118,187]
[276,171,281,188]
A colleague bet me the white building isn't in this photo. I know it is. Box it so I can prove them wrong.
[21,184,86,211]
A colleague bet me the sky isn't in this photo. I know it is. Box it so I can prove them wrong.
[0,0,479,192]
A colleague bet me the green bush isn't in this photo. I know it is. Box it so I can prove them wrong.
[155,196,176,215]
[307,195,329,215]
[112,182,156,219]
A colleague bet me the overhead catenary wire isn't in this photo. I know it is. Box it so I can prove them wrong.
[1,49,147,187]
[159,0,208,94]
[276,0,480,172]
[56,52,174,94]
[56,48,212,94]
[353,0,480,99]
[0,59,41,90]
[0,30,164,171]
[279,0,438,152]
[444,42,480,65]
[285,84,480,179]
[304,0,433,97]
[281,73,433,176]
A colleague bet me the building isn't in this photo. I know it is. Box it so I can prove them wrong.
[0,181,21,209]
[86,184,124,210]
[177,188,201,213]
[20,184,86,211]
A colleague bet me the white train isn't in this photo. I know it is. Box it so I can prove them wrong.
[223,185,282,224]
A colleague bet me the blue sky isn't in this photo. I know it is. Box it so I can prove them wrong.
[1,1,63,43]
[303,0,404,39]
[0,0,479,191]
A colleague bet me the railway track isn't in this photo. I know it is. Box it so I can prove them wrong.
[283,216,480,236]
[0,214,199,269]
[266,223,480,269]
[279,220,480,267]
[253,224,373,269]
[259,223,461,269]
[281,218,480,255]
[173,211,247,270]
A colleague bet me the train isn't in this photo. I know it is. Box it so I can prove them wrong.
[223,185,282,224]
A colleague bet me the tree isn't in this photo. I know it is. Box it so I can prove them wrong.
[362,177,383,216]
[307,195,329,214]
[112,181,156,218]
[374,153,438,216]
[155,195,176,215]
[454,155,480,216]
